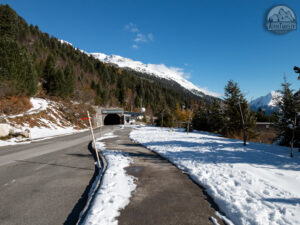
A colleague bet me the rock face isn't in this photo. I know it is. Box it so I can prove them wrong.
[0,124,11,137]
[21,129,30,138]
[0,124,31,139]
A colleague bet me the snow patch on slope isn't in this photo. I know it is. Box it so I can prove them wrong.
[1,98,49,119]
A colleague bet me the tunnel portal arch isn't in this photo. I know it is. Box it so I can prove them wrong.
[104,114,121,125]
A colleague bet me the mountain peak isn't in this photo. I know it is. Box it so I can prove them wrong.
[250,91,281,113]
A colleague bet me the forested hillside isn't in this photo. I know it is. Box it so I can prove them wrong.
[0,4,211,114]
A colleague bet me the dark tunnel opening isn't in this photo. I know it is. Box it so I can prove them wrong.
[104,114,121,125]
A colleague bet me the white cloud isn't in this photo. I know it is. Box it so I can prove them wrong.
[134,33,154,43]
[134,33,147,43]
[124,22,139,33]
[125,23,154,48]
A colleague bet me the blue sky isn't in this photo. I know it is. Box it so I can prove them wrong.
[1,0,300,100]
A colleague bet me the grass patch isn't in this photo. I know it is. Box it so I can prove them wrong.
[0,96,32,115]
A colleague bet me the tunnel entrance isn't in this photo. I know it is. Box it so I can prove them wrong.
[104,114,121,125]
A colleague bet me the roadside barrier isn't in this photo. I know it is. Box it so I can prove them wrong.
[76,111,108,224]
[76,140,107,225]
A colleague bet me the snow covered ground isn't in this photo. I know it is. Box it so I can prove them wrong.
[130,126,300,225]
[83,132,136,225]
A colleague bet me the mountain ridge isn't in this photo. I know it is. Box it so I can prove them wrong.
[90,52,219,98]
[59,39,219,99]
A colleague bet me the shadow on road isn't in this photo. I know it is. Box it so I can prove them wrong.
[63,142,97,225]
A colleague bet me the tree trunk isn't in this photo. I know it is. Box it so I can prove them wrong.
[290,114,297,157]
[238,102,247,146]
[161,110,164,128]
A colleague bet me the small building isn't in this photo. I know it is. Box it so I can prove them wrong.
[124,111,144,125]
[256,122,274,129]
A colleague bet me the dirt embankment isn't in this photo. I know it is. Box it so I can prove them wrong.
[0,96,96,131]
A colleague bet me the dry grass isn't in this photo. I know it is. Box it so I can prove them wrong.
[55,100,94,128]
[0,96,32,115]
[225,126,279,145]
[254,125,279,144]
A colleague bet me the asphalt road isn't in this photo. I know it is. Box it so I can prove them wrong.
[0,126,117,225]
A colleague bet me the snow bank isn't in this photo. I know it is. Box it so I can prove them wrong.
[83,133,136,225]
[130,126,300,225]
[0,125,82,147]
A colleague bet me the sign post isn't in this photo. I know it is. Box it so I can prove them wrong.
[87,111,101,168]
[100,113,103,138]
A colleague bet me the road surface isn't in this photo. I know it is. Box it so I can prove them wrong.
[0,126,117,225]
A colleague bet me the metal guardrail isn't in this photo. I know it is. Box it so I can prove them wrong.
[76,140,108,225]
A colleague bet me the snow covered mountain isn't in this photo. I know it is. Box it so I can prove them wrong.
[250,91,281,114]
[90,53,218,98]
[59,39,218,98]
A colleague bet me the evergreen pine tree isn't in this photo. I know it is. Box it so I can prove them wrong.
[277,77,297,146]
[192,101,211,132]
[209,99,224,132]
[223,80,256,140]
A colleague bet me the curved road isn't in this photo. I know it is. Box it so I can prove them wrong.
[0,126,117,225]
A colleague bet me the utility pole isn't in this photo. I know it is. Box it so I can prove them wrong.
[238,101,247,146]
[99,112,103,138]
[161,109,165,128]
[187,110,191,134]
[87,111,101,168]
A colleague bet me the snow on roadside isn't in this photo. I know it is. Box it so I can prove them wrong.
[0,124,84,147]
[83,133,136,225]
[0,98,86,147]
[130,126,300,225]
